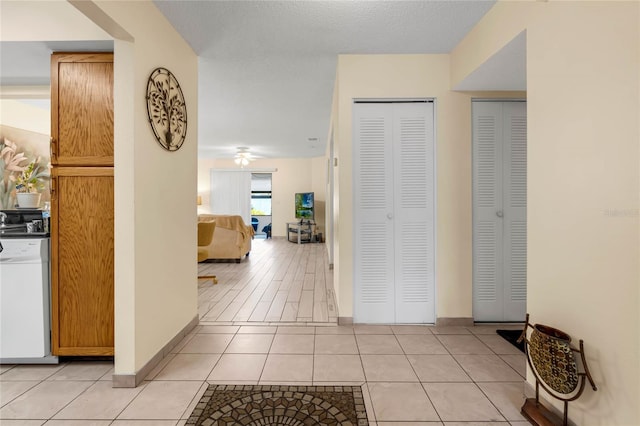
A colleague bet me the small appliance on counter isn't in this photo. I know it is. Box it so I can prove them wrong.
[0,208,49,237]
[0,208,57,364]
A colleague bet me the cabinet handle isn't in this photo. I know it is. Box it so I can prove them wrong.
[50,137,57,161]
[50,177,57,200]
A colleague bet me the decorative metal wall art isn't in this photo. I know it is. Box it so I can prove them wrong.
[518,314,597,426]
[146,67,187,151]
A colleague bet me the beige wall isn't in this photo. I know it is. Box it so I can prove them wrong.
[334,54,524,320]
[89,0,199,374]
[0,99,50,135]
[311,156,327,240]
[453,2,639,424]
[198,157,327,237]
[0,0,110,41]
[0,98,51,208]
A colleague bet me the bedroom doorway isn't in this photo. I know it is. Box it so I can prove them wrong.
[251,173,272,239]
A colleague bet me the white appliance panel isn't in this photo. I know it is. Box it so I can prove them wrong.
[0,238,52,359]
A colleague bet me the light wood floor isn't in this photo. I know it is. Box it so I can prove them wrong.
[197,237,337,324]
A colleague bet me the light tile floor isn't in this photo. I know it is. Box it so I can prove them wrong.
[1,240,528,424]
[1,323,529,425]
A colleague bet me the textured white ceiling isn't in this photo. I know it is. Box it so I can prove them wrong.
[153,0,499,159]
[0,1,520,160]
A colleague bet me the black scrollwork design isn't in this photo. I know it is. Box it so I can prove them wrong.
[146,67,187,151]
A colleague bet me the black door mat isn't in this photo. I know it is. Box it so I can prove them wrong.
[186,384,369,425]
[496,329,526,353]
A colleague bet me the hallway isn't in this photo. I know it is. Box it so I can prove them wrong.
[1,238,529,424]
[197,238,337,324]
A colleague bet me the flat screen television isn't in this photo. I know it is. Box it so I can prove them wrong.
[295,192,314,221]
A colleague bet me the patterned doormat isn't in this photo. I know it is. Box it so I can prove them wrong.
[186,384,369,425]
[496,329,525,353]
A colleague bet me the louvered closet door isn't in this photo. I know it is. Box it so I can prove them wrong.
[353,103,395,323]
[354,101,435,324]
[472,101,526,322]
[502,103,527,321]
[392,102,435,323]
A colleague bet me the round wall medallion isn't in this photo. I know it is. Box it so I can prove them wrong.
[146,67,187,151]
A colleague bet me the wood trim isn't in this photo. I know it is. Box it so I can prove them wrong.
[54,157,114,167]
[51,56,59,166]
[51,52,114,63]
[53,167,114,177]
[54,347,114,356]
[50,195,60,355]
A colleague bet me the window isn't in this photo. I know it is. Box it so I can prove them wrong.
[251,173,272,215]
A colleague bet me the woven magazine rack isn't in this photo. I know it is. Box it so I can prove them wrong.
[518,314,597,426]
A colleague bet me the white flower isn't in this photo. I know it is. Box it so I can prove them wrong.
[1,138,29,172]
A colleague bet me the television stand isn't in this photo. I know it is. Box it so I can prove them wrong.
[287,221,314,244]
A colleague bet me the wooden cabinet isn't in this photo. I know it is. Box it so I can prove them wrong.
[50,53,114,356]
[51,53,114,166]
[50,168,114,356]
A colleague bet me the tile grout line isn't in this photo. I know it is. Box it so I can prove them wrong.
[394,330,445,424]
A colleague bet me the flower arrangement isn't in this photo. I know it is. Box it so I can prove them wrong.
[12,159,48,193]
[0,138,50,208]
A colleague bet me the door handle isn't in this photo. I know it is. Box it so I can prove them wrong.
[496,210,503,218]
[387,213,393,220]
[50,177,57,201]
[50,137,57,162]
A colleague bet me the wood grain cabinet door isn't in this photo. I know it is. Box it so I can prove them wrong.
[51,53,114,166]
[50,167,114,356]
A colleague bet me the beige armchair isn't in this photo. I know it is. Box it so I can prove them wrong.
[197,220,218,284]
[197,214,254,262]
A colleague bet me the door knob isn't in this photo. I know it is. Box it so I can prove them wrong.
[387,213,393,220]
[496,210,503,218]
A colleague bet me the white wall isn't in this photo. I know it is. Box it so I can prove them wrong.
[198,157,326,238]
[453,2,639,424]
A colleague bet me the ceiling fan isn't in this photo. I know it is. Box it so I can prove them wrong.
[234,147,255,168]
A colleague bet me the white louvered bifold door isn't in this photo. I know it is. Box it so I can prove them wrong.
[502,102,527,321]
[472,101,526,322]
[392,103,435,323]
[353,103,395,323]
[354,101,435,324]
[473,102,504,321]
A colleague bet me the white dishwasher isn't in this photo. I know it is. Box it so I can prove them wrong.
[0,237,58,363]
